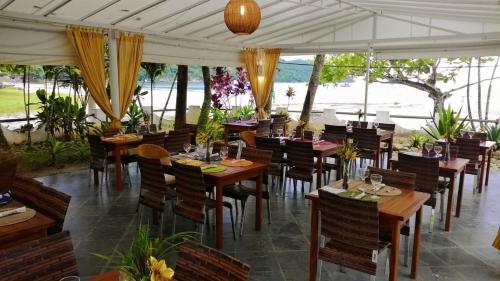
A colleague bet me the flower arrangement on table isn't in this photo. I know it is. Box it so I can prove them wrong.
[95,224,193,281]
[336,138,359,189]
[285,86,296,109]
[196,119,224,163]
[296,119,307,140]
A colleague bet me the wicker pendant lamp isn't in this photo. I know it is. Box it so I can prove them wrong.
[224,0,261,35]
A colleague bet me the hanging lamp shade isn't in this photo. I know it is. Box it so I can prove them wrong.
[224,0,261,35]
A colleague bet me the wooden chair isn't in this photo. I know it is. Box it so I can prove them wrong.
[137,144,170,160]
[324,124,347,136]
[171,161,235,242]
[471,132,487,141]
[368,167,416,266]
[223,147,273,236]
[102,128,120,137]
[0,231,77,281]
[353,127,380,167]
[142,131,166,146]
[174,240,250,281]
[377,123,396,131]
[320,133,344,183]
[317,189,389,280]
[283,140,315,195]
[378,123,396,163]
[295,127,314,140]
[0,157,18,193]
[256,119,271,137]
[396,152,443,233]
[136,153,176,237]
[271,117,286,136]
[11,176,71,235]
[165,130,191,154]
[135,125,149,135]
[212,142,238,159]
[87,134,111,187]
[148,124,158,133]
[240,131,256,148]
[351,121,368,128]
[456,137,482,193]
[255,136,286,189]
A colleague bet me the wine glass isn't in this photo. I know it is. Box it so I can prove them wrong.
[373,122,379,129]
[424,142,433,156]
[359,168,369,182]
[468,130,475,139]
[220,146,229,160]
[183,143,191,154]
[277,128,284,138]
[459,129,465,138]
[370,174,383,191]
[346,121,353,132]
[433,145,442,158]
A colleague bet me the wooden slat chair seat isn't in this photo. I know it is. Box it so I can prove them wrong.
[165,131,191,154]
[368,167,416,266]
[174,241,250,281]
[396,152,444,232]
[12,176,71,235]
[137,144,175,184]
[318,189,388,278]
[171,161,236,241]
[0,231,77,281]
[283,140,315,195]
[223,148,273,236]
[141,132,166,146]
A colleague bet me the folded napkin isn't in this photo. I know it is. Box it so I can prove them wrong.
[0,206,26,218]
[0,191,12,205]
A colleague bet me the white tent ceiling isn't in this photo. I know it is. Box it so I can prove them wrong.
[1,0,500,66]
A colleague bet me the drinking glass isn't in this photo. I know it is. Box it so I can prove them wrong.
[370,174,383,191]
[220,146,229,160]
[433,145,442,158]
[468,130,475,139]
[183,143,191,154]
[277,128,284,137]
[424,142,433,156]
[196,144,206,160]
[459,129,465,138]
[359,168,369,182]
[373,122,379,129]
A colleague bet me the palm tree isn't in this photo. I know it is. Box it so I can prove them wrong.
[299,54,325,124]
[197,66,212,129]
[140,63,166,124]
[175,65,188,130]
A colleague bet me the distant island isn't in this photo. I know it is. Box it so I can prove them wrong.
[137,59,314,83]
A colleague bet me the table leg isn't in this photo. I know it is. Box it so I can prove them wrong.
[215,183,223,249]
[386,137,394,169]
[456,170,465,217]
[411,208,422,279]
[444,173,455,232]
[389,220,402,281]
[308,200,319,281]
[93,169,99,185]
[478,149,486,193]
[255,171,263,231]
[316,154,323,190]
[486,148,492,186]
[114,147,122,191]
[375,146,381,168]
[224,127,229,144]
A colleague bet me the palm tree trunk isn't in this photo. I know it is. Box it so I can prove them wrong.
[159,73,177,130]
[175,65,188,130]
[198,66,212,129]
[299,54,325,124]
[466,58,475,130]
[477,57,483,129]
[26,66,32,147]
[485,57,499,123]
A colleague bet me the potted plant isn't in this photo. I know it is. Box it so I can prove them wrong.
[336,138,359,189]
[196,119,224,163]
[285,86,295,109]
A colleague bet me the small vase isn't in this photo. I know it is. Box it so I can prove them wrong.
[342,159,350,189]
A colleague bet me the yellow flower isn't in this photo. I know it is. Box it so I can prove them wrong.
[350,152,357,160]
[149,256,174,281]
[298,120,306,127]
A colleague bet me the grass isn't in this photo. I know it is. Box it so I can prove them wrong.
[0,87,41,114]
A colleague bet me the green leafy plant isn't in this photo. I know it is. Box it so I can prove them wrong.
[486,125,500,146]
[408,132,429,149]
[210,107,229,124]
[196,119,224,145]
[126,103,145,133]
[233,105,254,119]
[95,224,192,281]
[46,137,71,165]
[422,105,468,142]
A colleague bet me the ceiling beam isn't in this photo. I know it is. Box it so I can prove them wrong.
[163,7,225,33]
[111,0,168,25]
[0,0,15,10]
[379,14,464,35]
[42,0,72,17]
[80,0,121,21]
[140,0,210,29]
[347,0,500,12]
[302,13,374,43]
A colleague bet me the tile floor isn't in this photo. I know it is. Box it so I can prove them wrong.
[37,164,500,280]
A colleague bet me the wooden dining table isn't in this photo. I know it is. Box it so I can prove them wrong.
[306,180,430,281]
[223,121,258,144]
[162,158,268,250]
[0,200,56,249]
[391,152,469,231]
[479,140,496,193]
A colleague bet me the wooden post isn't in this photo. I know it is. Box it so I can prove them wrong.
[175,65,188,130]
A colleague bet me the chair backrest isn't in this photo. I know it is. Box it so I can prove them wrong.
[318,189,379,276]
[351,121,368,128]
[377,123,396,131]
[11,176,71,234]
[0,231,77,281]
[240,131,256,148]
[165,131,191,154]
[212,142,238,159]
[181,124,197,144]
[0,157,18,193]
[271,117,286,135]
[457,137,481,162]
[174,240,250,281]
[368,167,416,189]
[285,140,314,170]
[270,114,287,119]
[241,147,273,165]
[171,161,206,224]
[102,128,120,137]
[324,124,347,135]
[321,132,345,144]
[135,125,149,135]
[397,152,439,195]
[471,132,487,141]
[295,127,314,140]
[137,144,170,159]
[353,127,378,150]
[256,119,271,137]
[87,134,107,170]
[255,136,284,164]
[141,132,166,146]
[137,156,174,211]
[149,124,158,133]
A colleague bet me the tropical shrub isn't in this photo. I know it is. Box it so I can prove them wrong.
[486,125,500,146]
[422,105,467,142]
[126,103,145,133]
[233,105,254,119]
[408,132,429,149]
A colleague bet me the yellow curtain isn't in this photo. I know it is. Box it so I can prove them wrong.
[494,227,500,250]
[117,32,144,123]
[66,26,118,126]
[242,48,281,119]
